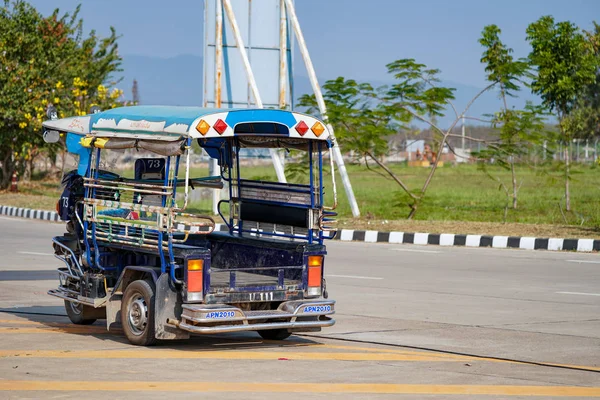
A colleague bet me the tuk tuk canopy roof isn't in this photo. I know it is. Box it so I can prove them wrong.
[42,105,331,142]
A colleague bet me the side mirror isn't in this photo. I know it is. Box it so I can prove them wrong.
[43,130,61,143]
[46,105,58,120]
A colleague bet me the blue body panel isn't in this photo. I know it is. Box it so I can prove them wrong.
[89,106,225,128]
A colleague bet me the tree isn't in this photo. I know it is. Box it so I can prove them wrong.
[297,77,418,200]
[298,56,525,220]
[569,22,600,140]
[0,0,121,188]
[475,25,547,214]
[526,16,599,211]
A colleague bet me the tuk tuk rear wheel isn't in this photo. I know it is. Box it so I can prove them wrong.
[64,300,97,325]
[121,279,156,346]
[257,329,292,341]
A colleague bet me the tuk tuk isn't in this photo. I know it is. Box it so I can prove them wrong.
[42,106,337,346]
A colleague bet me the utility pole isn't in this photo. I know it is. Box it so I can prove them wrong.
[132,79,140,105]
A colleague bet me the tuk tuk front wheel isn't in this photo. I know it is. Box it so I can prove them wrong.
[64,300,97,325]
[257,329,292,341]
[121,279,156,346]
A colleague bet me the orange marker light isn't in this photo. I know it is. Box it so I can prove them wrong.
[311,122,325,137]
[196,119,210,135]
[188,259,204,271]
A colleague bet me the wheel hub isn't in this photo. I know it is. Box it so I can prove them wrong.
[128,296,148,335]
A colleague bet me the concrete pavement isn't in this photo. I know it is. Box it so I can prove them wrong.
[0,216,598,398]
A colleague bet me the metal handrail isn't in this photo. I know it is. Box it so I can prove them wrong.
[52,237,84,277]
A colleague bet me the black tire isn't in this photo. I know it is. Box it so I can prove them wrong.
[121,279,156,346]
[257,329,292,341]
[64,300,96,325]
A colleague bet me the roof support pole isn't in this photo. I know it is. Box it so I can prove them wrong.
[283,0,360,217]
[223,0,287,183]
[211,0,224,214]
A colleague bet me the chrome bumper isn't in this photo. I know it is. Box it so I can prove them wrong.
[167,300,335,334]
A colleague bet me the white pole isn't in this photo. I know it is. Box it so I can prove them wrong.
[461,116,465,152]
[279,0,288,109]
[222,0,287,184]
[284,0,360,217]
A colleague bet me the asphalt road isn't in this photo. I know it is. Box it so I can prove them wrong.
[0,216,599,399]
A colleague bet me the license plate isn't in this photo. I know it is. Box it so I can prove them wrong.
[205,311,235,319]
[303,305,331,313]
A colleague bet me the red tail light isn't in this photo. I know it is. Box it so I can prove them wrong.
[307,256,323,288]
[187,259,204,293]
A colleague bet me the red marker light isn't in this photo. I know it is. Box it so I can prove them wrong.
[295,121,309,136]
[213,119,228,135]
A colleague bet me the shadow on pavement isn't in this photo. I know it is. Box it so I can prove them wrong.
[0,270,58,281]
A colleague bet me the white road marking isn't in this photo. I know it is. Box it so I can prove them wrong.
[566,259,600,264]
[0,216,25,222]
[18,251,54,256]
[556,291,600,297]
[390,248,441,254]
[327,274,383,280]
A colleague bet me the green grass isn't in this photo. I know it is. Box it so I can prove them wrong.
[2,162,600,230]
[315,162,599,227]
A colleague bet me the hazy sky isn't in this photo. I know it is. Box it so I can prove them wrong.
[28,0,600,88]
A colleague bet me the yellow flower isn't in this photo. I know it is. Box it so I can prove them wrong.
[72,88,80,97]
[74,100,80,107]
[97,85,107,98]
[54,97,60,104]
[109,88,123,100]
[55,81,63,89]
[73,77,87,87]
[24,113,32,121]
[19,122,27,129]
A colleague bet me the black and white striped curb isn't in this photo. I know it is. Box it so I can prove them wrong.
[0,205,60,222]
[334,229,600,252]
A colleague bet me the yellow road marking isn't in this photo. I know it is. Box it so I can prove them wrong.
[0,319,57,325]
[0,327,117,335]
[1,320,598,371]
[0,381,599,396]
[0,349,466,362]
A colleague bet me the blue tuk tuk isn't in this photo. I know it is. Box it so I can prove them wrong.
[42,106,337,345]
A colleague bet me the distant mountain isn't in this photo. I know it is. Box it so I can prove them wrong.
[118,54,542,127]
